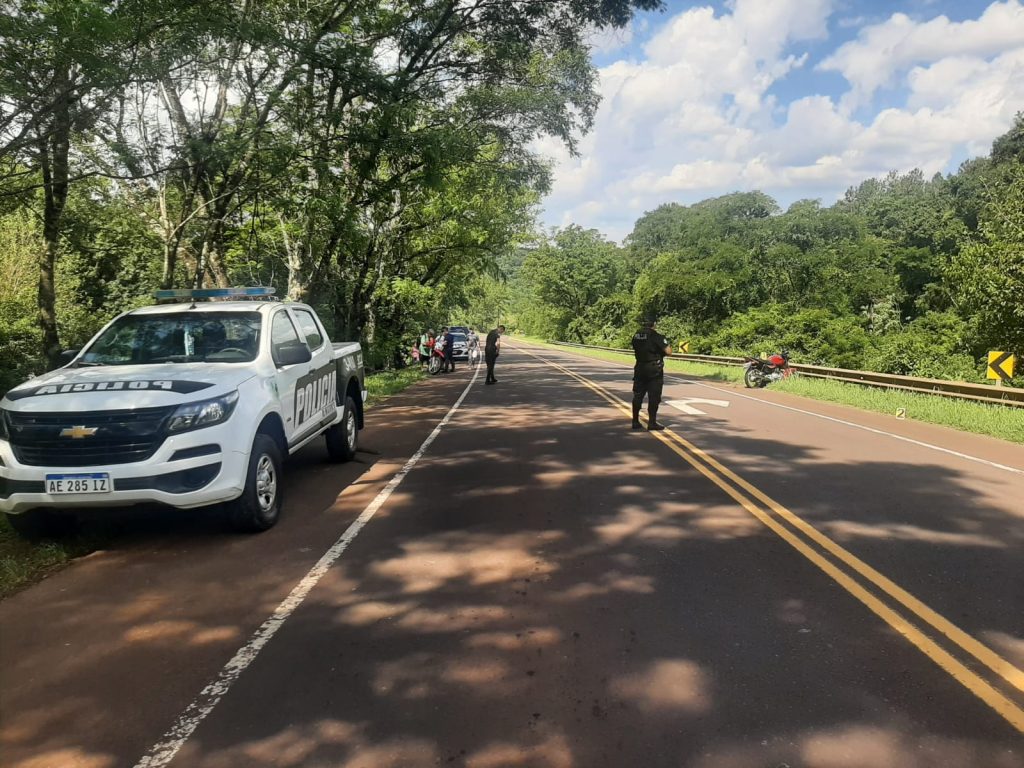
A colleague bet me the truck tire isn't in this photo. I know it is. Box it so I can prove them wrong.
[228,434,283,532]
[5,509,76,540]
[325,394,358,463]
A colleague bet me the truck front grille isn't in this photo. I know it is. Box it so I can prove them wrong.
[4,406,174,467]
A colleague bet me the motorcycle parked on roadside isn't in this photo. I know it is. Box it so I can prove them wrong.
[743,350,792,388]
[428,344,446,375]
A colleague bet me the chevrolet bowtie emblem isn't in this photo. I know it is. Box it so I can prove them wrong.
[60,425,98,439]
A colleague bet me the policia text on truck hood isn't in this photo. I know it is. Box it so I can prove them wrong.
[3,366,252,410]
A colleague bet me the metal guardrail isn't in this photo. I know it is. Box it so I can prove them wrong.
[548,341,1024,409]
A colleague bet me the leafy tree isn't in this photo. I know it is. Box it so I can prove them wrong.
[0,0,211,363]
[0,0,663,372]
[866,312,979,380]
[948,160,1024,357]
[633,244,754,328]
[521,226,623,340]
[701,304,872,369]
[462,275,512,332]
[575,292,634,347]
[991,112,1024,165]
[0,208,43,389]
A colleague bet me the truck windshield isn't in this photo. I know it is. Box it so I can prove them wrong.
[79,312,262,366]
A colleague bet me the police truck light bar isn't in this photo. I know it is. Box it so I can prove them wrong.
[153,287,277,301]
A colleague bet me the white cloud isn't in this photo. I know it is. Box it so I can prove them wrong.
[536,0,1024,242]
[640,1,830,116]
[837,15,868,29]
[630,160,744,194]
[820,0,1024,109]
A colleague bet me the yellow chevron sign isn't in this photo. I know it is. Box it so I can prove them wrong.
[987,351,1015,382]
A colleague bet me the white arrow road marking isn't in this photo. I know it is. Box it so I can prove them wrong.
[666,398,730,416]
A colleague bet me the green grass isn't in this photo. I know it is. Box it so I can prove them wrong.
[0,520,98,598]
[364,365,426,408]
[514,335,1024,445]
[774,376,1024,444]
[0,365,429,599]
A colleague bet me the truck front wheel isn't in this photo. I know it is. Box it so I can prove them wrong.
[228,434,283,532]
[325,394,358,463]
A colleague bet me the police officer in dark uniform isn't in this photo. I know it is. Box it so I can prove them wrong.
[484,325,504,384]
[631,317,672,431]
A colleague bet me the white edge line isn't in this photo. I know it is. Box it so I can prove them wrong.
[135,365,480,768]
[519,342,1024,477]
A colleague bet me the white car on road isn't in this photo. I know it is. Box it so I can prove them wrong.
[0,288,365,537]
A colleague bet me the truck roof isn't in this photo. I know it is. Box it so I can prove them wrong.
[129,302,294,316]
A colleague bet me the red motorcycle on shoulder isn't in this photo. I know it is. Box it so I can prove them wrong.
[743,350,792,388]
[428,342,447,375]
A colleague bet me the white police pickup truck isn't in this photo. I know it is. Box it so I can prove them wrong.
[0,288,365,537]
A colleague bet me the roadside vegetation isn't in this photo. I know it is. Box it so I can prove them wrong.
[486,116,1024,388]
[772,377,1024,445]
[0,0,661,389]
[365,367,427,408]
[0,517,105,598]
[518,336,1024,445]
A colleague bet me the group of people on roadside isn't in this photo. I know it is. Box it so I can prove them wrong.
[415,327,462,373]
[409,314,669,424]
[409,316,671,419]
[413,325,504,383]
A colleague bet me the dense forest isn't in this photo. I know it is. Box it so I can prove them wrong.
[0,0,660,391]
[496,116,1024,383]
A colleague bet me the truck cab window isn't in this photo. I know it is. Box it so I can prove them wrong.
[292,309,324,350]
[271,311,302,346]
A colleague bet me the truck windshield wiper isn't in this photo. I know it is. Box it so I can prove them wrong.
[75,361,107,367]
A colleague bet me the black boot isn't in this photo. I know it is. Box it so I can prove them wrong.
[647,406,664,431]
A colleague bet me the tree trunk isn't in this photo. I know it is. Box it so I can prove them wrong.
[38,222,61,366]
[37,80,71,368]
[283,216,310,301]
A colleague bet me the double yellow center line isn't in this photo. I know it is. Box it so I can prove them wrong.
[522,345,1024,733]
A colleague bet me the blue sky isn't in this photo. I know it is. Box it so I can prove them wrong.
[536,0,1024,240]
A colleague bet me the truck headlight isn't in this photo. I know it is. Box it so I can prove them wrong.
[167,391,239,433]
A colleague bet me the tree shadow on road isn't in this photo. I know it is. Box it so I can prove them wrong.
[3,353,1022,768]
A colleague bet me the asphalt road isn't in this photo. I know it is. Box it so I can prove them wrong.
[2,341,1022,768]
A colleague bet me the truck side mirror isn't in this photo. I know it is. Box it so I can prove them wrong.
[274,340,312,367]
[59,349,80,364]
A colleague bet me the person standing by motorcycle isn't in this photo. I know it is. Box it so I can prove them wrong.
[631,317,672,431]
[419,330,434,367]
[432,328,447,372]
[442,327,456,373]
